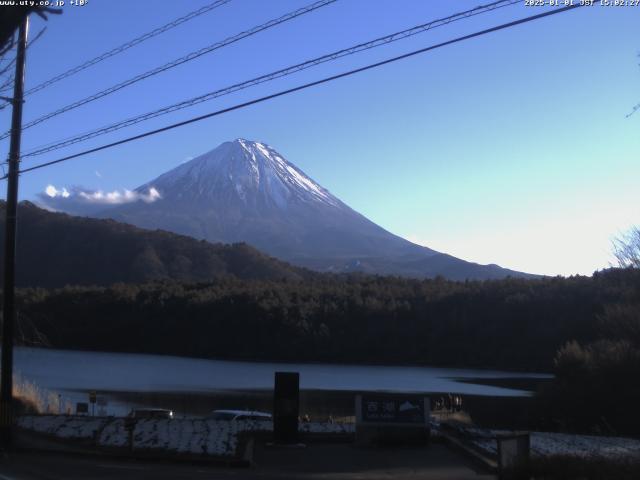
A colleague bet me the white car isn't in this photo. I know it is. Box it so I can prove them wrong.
[207,409,272,421]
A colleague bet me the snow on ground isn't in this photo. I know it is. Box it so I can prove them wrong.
[451,425,640,461]
[17,416,354,457]
[98,418,129,448]
[527,432,640,459]
[17,415,108,439]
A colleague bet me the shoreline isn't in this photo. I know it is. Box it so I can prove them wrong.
[14,345,554,375]
[91,386,543,430]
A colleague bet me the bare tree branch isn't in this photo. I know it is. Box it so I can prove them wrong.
[628,52,640,118]
[613,227,640,269]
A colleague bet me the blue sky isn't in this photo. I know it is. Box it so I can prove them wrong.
[0,0,638,276]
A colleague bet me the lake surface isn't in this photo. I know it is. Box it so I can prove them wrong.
[14,347,551,416]
[15,347,550,395]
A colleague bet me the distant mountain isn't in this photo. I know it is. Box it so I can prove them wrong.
[0,201,307,288]
[40,139,535,280]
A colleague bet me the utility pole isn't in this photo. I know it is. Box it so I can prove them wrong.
[0,15,29,451]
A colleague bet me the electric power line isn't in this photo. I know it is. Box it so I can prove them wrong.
[21,0,520,159]
[0,27,46,108]
[23,0,233,97]
[8,3,583,180]
[0,0,337,141]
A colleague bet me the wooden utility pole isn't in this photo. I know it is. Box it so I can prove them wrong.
[0,15,29,450]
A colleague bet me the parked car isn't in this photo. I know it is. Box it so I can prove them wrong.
[129,408,174,419]
[207,409,271,421]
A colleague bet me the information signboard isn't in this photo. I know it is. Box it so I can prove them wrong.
[360,394,427,424]
[355,393,431,446]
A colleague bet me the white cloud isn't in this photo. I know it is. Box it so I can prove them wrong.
[76,187,160,205]
[45,185,70,198]
[39,185,161,214]
[95,171,102,178]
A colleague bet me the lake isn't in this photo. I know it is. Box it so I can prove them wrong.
[14,347,552,416]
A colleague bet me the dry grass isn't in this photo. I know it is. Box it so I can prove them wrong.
[432,409,473,424]
[12,373,72,414]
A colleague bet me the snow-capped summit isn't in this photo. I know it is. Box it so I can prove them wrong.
[139,139,341,210]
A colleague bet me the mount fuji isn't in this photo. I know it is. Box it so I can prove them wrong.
[41,139,532,280]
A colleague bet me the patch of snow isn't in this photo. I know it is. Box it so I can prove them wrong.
[235,183,246,202]
[528,432,640,460]
[254,142,271,160]
[17,415,108,440]
[456,425,640,461]
[284,165,331,201]
[234,140,340,208]
[18,415,354,457]
[99,418,128,448]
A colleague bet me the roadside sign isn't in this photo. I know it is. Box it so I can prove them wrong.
[76,402,89,414]
[355,393,431,446]
[89,390,97,404]
[359,394,428,424]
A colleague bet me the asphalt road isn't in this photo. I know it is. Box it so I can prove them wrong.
[0,443,496,479]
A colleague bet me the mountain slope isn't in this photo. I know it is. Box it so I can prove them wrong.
[0,201,308,288]
[41,139,535,280]
[99,139,434,261]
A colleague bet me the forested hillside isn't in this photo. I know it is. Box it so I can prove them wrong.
[0,201,309,286]
[13,268,639,372]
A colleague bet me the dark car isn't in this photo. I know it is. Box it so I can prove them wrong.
[129,408,174,419]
